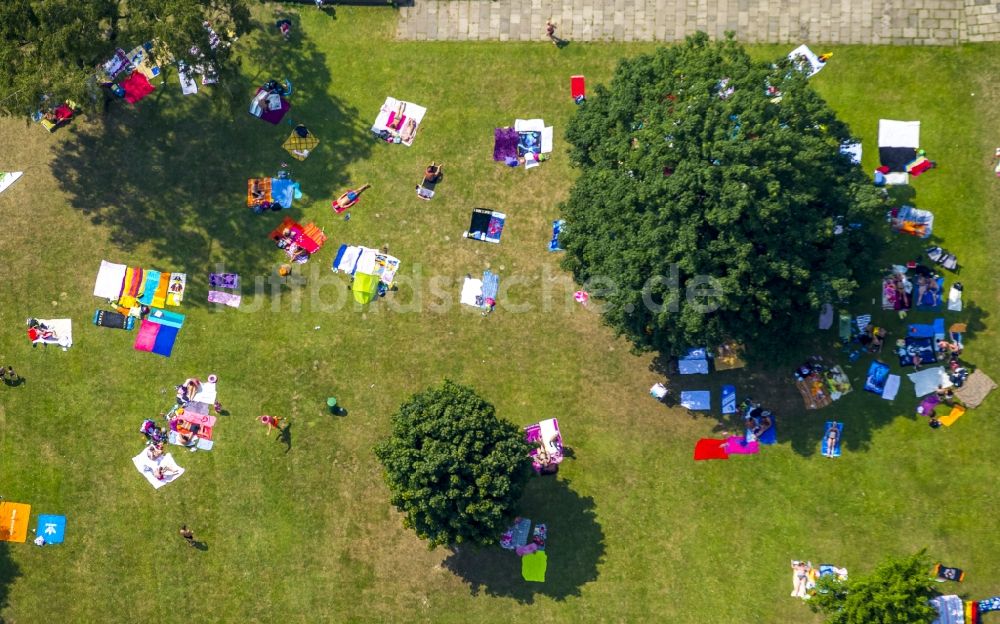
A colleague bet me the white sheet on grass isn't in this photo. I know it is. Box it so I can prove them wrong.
[335,245,363,274]
[93,260,127,299]
[371,97,427,147]
[947,285,963,312]
[0,171,22,194]
[178,63,198,95]
[460,278,484,307]
[541,126,554,154]
[908,366,951,398]
[33,318,73,349]
[878,120,920,148]
[788,45,826,77]
[839,142,862,165]
[132,452,185,489]
[881,374,901,400]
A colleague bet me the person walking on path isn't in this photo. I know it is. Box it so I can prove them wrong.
[179,525,196,547]
[546,19,562,46]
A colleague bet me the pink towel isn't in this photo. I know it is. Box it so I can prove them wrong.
[134,320,159,351]
[207,291,241,307]
[516,543,539,556]
[724,436,760,455]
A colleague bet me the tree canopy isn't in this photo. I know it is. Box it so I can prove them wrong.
[809,550,938,624]
[0,0,250,117]
[374,380,533,548]
[561,33,885,359]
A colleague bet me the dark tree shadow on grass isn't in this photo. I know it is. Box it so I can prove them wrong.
[441,478,604,603]
[51,25,370,305]
[0,541,21,616]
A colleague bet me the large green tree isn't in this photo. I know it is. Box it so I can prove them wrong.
[0,0,250,117]
[809,550,938,624]
[561,33,885,359]
[374,380,533,547]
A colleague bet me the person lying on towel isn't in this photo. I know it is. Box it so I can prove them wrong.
[823,425,840,458]
[916,274,940,305]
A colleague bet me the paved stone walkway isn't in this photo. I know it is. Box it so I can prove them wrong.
[397,0,1000,44]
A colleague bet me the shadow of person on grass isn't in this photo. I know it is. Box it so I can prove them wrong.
[276,421,293,453]
[51,25,370,305]
[0,540,21,615]
[441,477,604,604]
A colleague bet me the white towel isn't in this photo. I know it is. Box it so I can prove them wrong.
[881,374,900,400]
[787,45,825,78]
[514,118,545,133]
[460,278,484,307]
[947,285,963,312]
[191,382,216,405]
[541,126,554,154]
[179,63,198,95]
[34,318,73,349]
[132,452,185,489]
[336,245,363,274]
[93,260,127,299]
[884,172,909,186]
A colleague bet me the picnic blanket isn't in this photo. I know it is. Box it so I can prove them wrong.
[464,208,506,244]
[571,75,586,99]
[500,517,532,550]
[482,271,499,302]
[122,70,154,103]
[891,205,933,238]
[915,277,945,309]
[822,422,843,457]
[126,43,160,81]
[724,436,759,455]
[678,347,710,375]
[930,595,964,624]
[954,370,996,408]
[521,551,547,583]
[247,178,272,207]
[693,438,728,461]
[878,120,920,172]
[372,97,426,147]
[0,171,22,195]
[249,87,289,124]
[132,452,184,489]
[270,178,300,208]
[493,127,519,161]
[882,275,912,310]
[787,45,826,77]
[721,385,737,414]
[28,318,73,349]
[93,261,128,299]
[680,391,710,411]
[549,219,565,252]
[908,366,951,398]
[283,128,319,161]
[898,336,936,367]
[101,48,132,80]
[797,376,832,409]
[208,291,241,307]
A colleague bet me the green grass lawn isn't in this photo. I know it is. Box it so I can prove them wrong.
[1,7,998,623]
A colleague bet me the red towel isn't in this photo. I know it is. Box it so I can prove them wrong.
[571,75,585,98]
[694,438,729,461]
[54,104,74,121]
[122,71,155,104]
[908,158,933,176]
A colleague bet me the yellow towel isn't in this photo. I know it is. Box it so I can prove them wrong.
[939,405,965,427]
[151,272,170,308]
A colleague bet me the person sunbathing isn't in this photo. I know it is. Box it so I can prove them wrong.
[333,184,371,211]
[387,101,406,130]
[916,275,939,305]
[423,163,443,185]
[146,443,165,461]
[752,414,773,439]
[823,425,840,458]
[153,465,180,481]
[400,118,418,143]
[791,561,811,598]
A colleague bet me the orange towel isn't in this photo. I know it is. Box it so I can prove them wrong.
[151,273,170,308]
[247,178,272,206]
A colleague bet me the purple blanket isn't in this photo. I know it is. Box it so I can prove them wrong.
[208,291,241,308]
[493,127,519,161]
[209,273,240,289]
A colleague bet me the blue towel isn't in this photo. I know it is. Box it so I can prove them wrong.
[915,277,945,309]
[908,323,935,338]
[147,308,185,329]
[549,220,565,252]
[151,324,179,357]
[864,361,890,394]
[680,391,711,411]
[270,178,297,209]
[822,421,843,457]
[721,385,737,414]
[138,270,161,306]
[757,417,777,445]
[932,317,945,341]
[482,271,499,300]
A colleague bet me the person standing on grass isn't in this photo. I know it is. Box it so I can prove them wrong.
[179,525,196,547]
[315,0,324,8]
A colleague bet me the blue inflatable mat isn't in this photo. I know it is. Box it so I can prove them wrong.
[822,421,843,457]
[864,361,890,394]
